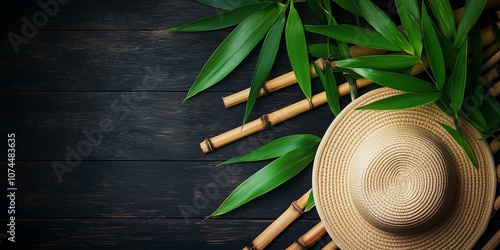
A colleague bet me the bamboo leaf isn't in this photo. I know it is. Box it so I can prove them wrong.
[220,134,321,165]
[196,0,264,10]
[357,92,440,110]
[395,0,422,57]
[286,1,312,99]
[422,3,445,90]
[334,0,362,16]
[487,14,500,48]
[454,0,487,48]
[315,63,341,115]
[305,190,315,212]
[304,25,403,52]
[243,12,286,126]
[439,123,478,168]
[335,55,419,70]
[350,68,436,92]
[431,17,458,69]
[169,2,273,32]
[184,4,284,101]
[427,0,456,41]
[353,0,414,55]
[308,43,341,59]
[306,0,327,24]
[212,144,319,216]
[447,40,468,116]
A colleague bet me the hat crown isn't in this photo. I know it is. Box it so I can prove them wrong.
[349,125,457,234]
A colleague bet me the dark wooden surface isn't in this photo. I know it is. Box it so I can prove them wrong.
[1,0,499,249]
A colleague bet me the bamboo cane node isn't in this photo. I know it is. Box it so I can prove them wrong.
[295,238,308,250]
[260,115,272,129]
[245,243,258,250]
[308,99,315,110]
[291,201,304,215]
[261,84,270,96]
[202,138,215,153]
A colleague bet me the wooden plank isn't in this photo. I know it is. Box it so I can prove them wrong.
[0,218,328,249]
[0,161,319,219]
[0,92,339,161]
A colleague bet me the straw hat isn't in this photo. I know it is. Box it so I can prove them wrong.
[312,87,496,249]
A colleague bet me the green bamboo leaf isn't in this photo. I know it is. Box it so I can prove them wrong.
[353,0,414,55]
[323,64,341,115]
[304,25,403,52]
[462,108,489,133]
[196,0,264,10]
[220,134,321,165]
[447,40,468,116]
[422,3,445,90]
[335,55,419,70]
[395,0,422,57]
[333,0,362,16]
[427,0,456,41]
[304,190,315,212]
[169,2,273,32]
[439,123,478,168]
[454,0,487,48]
[430,18,458,69]
[487,14,500,48]
[184,4,284,101]
[212,144,319,216]
[308,43,341,59]
[286,1,312,99]
[350,68,436,92]
[243,11,286,126]
[306,0,327,24]
[357,92,440,110]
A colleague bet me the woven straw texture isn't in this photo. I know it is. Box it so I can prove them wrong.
[313,88,496,250]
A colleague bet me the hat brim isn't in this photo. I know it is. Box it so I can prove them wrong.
[313,88,496,249]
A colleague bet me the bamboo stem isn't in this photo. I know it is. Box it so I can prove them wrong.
[490,81,500,97]
[482,229,500,250]
[285,222,326,250]
[483,43,500,62]
[222,47,385,108]
[243,191,311,250]
[221,6,500,109]
[481,64,500,85]
[201,39,499,153]
[481,51,500,74]
[322,241,338,250]
[492,192,500,217]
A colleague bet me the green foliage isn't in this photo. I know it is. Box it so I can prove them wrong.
[358,92,440,110]
[335,55,419,70]
[446,40,468,116]
[354,0,414,54]
[214,135,321,216]
[168,2,273,32]
[422,3,445,90]
[304,25,403,52]
[427,0,455,41]
[307,43,341,59]
[439,123,478,168]
[305,190,315,212]
[243,11,286,126]
[395,0,422,57]
[313,62,341,115]
[286,1,312,99]
[350,68,436,92]
[184,3,284,100]
[454,0,487,48]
